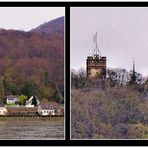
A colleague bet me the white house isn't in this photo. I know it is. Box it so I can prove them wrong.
[6,96,19,104]
[0,107,7,115]
[38,104,56,116]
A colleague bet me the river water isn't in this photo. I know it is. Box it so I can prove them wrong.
[0,120,64,140]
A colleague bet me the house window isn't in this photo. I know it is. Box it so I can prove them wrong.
[44,111,46,113]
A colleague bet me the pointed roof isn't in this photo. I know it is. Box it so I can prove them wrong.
[132,59,136,82]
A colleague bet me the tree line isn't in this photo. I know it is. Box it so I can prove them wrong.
[71,67,147,91]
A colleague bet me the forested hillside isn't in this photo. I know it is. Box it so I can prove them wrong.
[71,68,148,139]
[0,17,64,104]
[31,16,64,36]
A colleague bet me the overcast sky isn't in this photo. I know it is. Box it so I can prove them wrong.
[70,7,148,77]
[0,7,65,31]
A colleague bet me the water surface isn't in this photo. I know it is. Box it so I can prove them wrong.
[0,120,64,140]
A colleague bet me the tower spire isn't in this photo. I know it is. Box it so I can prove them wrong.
[133,59,135,74]
[132,59,136,83]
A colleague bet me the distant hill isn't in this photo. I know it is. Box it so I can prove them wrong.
[31,16,64,36]
[0,16,64,104]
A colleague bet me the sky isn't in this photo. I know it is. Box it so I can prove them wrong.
[70,7,148,77]
[0,7,65,31]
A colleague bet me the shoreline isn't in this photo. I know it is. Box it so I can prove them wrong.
[0,116,64,122]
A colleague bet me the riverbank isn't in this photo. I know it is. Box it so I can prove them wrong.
[0,116,64,122]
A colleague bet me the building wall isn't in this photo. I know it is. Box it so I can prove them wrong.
[86,55,106,78]
[7,99,15,104]
[0,107,7,115]
[41,110,55,116]
[7,97,19,104]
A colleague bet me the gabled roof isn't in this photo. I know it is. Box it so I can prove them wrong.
[39,101,60,110]
[39,104,56,110]
[7,98,15,100]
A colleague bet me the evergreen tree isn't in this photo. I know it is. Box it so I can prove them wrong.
[31,96,37,106]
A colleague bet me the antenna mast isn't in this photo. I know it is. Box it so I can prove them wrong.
[92,32,101,58]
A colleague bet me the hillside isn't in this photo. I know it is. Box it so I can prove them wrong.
[31,16,64,36]
[71,68,148,139]
[0,17,64,104]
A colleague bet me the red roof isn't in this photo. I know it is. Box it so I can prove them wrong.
[39,101,60,110]
[6,107,38,113]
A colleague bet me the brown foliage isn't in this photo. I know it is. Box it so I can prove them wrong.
[0,26,64,103]
[71,85,148,139]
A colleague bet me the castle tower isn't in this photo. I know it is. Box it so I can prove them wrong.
[86,32,106,79]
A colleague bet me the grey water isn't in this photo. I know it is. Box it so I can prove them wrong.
[0,120,64,140]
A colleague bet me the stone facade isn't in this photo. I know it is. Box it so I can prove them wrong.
[86,54,106,79]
